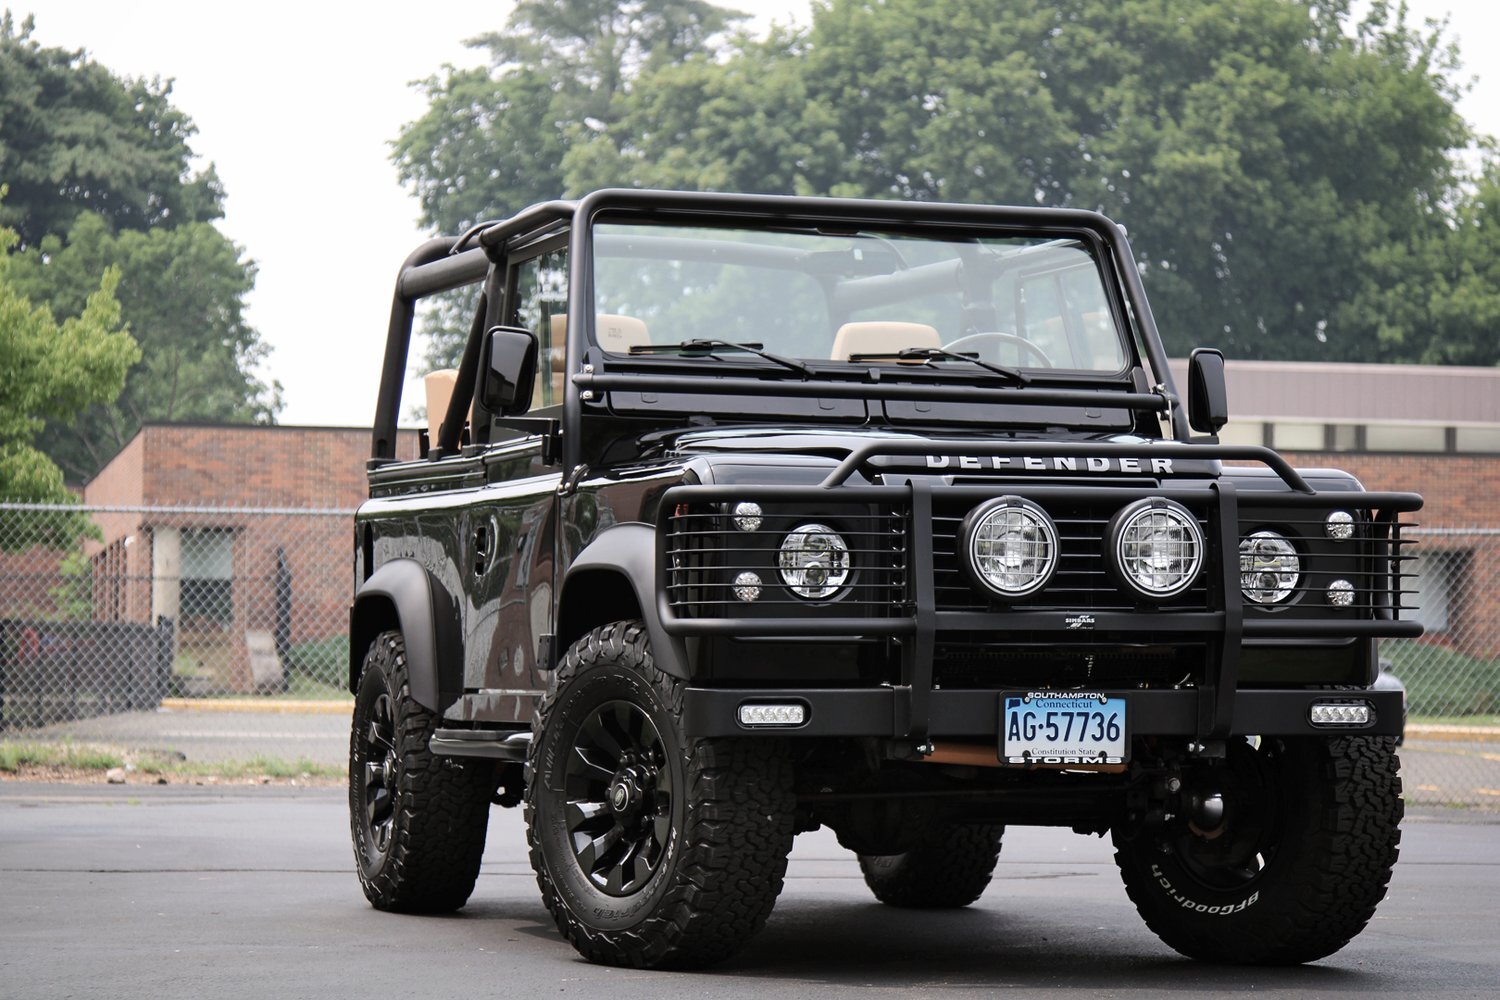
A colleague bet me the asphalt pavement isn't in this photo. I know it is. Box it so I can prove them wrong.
[0,782,1495,999]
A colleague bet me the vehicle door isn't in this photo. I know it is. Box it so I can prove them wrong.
[457,238,568,725]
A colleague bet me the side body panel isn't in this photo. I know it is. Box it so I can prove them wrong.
[353,444,560,724]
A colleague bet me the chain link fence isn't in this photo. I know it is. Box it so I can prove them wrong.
[0,503,355,767]
[0,503,1496,806]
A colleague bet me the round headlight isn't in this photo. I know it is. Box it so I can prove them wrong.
[1111,499,1204,599]
[963,497,1059,598]
[1240,530,1300,604]
[778,523,850,599]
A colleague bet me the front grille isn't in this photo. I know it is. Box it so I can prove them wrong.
[664,505,907,617]
[932,496,1214,613]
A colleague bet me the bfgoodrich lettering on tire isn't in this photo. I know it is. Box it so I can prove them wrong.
[525,620,795,968]
[349,630,493,913]
[1112,735,1402,964]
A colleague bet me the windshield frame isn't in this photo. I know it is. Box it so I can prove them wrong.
[557,190,1186,462]
[585,218,1136,382]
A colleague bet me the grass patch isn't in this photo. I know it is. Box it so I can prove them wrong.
[0,742,124,773]
[136,754,343,781]
[288,635,349,689]
[1383,640,1500,717]
[0,741,342,782]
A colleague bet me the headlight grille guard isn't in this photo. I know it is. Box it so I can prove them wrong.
[654,440,1423,739]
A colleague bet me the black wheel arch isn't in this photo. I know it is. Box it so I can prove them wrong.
[557,522,689,679]
[348,559,462,713]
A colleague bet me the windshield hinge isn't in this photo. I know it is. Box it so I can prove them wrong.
[557,464,588,497]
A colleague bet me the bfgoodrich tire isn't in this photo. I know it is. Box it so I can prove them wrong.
[1113,735,1402,965]
[859,824,1004,908]
[349,630,493,913]
[526,621,796,969]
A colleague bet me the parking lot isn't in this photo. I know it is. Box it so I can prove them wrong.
[0,782,1495,999]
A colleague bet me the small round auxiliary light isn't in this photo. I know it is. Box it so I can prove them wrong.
[732,501,763,532]
[962,497,1059,599]
[1327,579,1355,607]
[732,571,762,602]
[1109,499,1204,599]
[1326,510,1355,541]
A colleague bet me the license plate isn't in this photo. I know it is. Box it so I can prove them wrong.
[1000,691,1127,766]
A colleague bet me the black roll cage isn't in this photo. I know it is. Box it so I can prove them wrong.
[372,189,1188,467]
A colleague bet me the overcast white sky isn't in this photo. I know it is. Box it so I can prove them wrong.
[23,0,1499,428]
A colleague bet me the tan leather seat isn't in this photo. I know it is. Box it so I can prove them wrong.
[423,369,461,441]
[547,314,649,402]
[830,321,941,360]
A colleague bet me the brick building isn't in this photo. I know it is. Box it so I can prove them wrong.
[79,424,418,692]
[1171,359,1500,659]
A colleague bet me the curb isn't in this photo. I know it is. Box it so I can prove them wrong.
[158,698,353,715]
[1405,724,1500,744]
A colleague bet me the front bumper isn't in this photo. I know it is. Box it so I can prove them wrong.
[683,686,1406,740]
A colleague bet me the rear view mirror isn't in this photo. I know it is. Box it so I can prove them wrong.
[480,326,538,416]
[1187,348,1229,435]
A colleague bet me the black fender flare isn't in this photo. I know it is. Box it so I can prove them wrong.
[348,559,462,713]
[557,522,689,679]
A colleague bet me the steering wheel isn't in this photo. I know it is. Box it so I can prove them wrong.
[945,332,1055,368]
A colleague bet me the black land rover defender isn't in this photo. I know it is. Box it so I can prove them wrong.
[348,190,1420,969]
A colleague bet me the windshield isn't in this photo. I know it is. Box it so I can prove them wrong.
[591,221,1130,374]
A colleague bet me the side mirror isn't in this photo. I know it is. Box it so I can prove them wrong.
[1187,348,1229,435]
[479,326,538,416]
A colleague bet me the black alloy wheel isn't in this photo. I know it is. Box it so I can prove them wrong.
[563,700,675,896]
[1112,734,1402,965]
[355,687,399,864]
[348,630,492,913]
[1163,737,1280,894]
[526,620,796,969]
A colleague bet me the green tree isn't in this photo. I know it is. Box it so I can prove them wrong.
[0,219,136,543]
[407,0,1493,367]
[9,212,279,481]
[393,0,744,368]
[1341,161,1500,366]
[0,15,279,481]
[0,14,222,248]
[609,0,1479,362]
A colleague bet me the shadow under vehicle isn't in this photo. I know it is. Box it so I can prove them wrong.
[345,190,1421,969]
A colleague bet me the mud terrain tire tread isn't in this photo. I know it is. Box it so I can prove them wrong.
[859,823,1005,908]
[526,620,795,968]
[350,630,492,913]
[1114,735,1401,965]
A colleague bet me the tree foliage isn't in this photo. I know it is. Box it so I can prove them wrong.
[400,0,1497,369]
[9,213,279,481]
[0,14,222,248]
[393,0,745,368]
[0,219,135,522]
[1,14,279,482]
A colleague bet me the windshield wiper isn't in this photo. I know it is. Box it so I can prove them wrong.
[628,339,814,377]
[847,346,1029,385]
